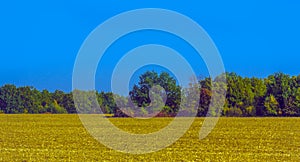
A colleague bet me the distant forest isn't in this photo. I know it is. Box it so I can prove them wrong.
[1,71,300,117]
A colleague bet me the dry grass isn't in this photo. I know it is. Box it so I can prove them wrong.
[0,115,299,161]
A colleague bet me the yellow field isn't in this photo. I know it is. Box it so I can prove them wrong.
[0,115,299,161]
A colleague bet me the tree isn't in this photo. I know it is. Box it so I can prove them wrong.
[61,93,76,113]
[1,71,300,117]
[52,90,65,105]
[198,77,212,116]
[129,71,181,116]
[251,78,267,116]
[226,73,254,116]
[0,84,18,113]
[47,100,67,114]
[181,76,200,117]
[265,73,291,115]
[264,94,279,116]
[17,86,41,113]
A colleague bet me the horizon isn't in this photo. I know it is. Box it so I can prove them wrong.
[0,70,298,93]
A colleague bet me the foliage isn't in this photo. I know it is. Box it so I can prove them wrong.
[129,71,181,116]
[1,71,300,116]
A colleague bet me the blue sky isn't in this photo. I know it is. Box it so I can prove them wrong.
[0,1,300,92]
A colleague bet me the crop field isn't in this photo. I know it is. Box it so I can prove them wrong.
[0,115,299,161]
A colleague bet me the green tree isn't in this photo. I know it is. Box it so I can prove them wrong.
[0,84,18,113]
[17,86,41,113]
[265,73,291,115]
[226,73,254,116]
[61,93,76,113]
[264,94,279,116]
[129,71,181,116]
[198,77,212,116]
[251,78,267,116]
[47,100,67,114]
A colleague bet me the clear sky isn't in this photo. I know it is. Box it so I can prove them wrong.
[1,1,300,92]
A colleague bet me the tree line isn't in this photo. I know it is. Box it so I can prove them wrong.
[0,71,300,117]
